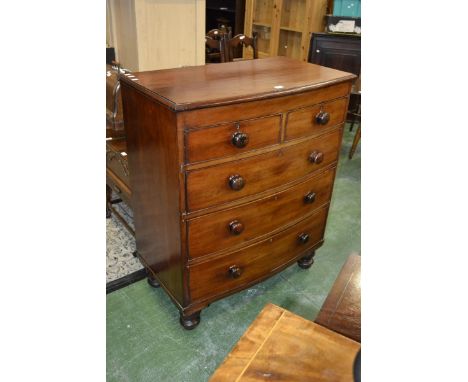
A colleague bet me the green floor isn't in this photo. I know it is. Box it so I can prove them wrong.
[107,126,361,382]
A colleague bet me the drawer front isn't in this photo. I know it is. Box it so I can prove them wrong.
[186,114,281,163]
[187,167,336,258]
[189,207,328,301]
[106,149,130,187]
[180,82,351,129]
[285,97,348,141]
[186,128,342,211]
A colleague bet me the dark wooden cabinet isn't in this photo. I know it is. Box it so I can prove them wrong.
[120,57,355,329]
[308,33,361,77]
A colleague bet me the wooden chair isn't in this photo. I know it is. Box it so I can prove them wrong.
[205,28,231,63]
[348,93,361,159]
[224,32,258,62]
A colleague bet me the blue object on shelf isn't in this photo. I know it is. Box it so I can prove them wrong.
[333,0,361,18]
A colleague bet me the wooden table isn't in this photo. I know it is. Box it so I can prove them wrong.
[315,254,361,342]
[210,303,360,381]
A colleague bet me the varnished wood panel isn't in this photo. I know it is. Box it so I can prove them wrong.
[107,0,205,72]
[189,207,328,301]
[210,303,360,381]
[186,114,281,163]
[315,253,361,342]
[187,167,335,258]
[121,57,355,111]
[186,128,342,211]
[285,96,348,141]
[121,83,185,305]
[179,81,351,129]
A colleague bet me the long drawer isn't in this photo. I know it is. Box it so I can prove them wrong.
[187,167,336,258]
[186,128,342,211]
[186,114,281,163]
[189,206,328,301]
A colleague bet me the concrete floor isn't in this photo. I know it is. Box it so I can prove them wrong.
[106,125,361,382]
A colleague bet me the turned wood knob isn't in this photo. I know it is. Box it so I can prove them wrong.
[298,233,310,244]
[228,174,245,191]
[229,220,244,235]
[231,131,249,148]
[315,111,330,125]
[229,265,242,278]
[309,151,324,164]
[304,191,316,204]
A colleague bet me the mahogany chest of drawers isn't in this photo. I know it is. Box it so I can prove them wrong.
[120,57,355,329]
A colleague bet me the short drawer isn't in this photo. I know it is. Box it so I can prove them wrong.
[189,206,328,301]
[185,114,281,163]
[187,167,336,258]
[106,139,130,187]
[285,97,348,141]
[186,128,342,211]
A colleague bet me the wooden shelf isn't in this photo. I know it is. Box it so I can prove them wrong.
[280,26,303,33]
[252,21,272,28]
[244,0,328,61]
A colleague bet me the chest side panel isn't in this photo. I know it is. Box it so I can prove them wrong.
[121,83,184,305]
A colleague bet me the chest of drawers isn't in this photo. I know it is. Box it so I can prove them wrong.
[120,57,355,329]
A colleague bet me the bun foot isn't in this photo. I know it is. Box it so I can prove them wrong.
[147,276,160,288]
[180,311,201,330]
[297,251,315,269]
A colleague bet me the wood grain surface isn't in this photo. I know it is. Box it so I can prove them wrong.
[315,254,361,342]
[285,97,349,141]
[189,207,328,301]
[120,57,356,111]
[210,303,360,381]
[187,167,336,258]
[186,114,281,163]
[186,128,342,211]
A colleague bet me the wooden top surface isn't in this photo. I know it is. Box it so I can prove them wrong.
[210,304,360,382]
[315,254,361,342]
[120,57,356,111]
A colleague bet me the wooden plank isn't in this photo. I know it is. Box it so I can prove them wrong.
[210,303,360,381]
[315,253,361,342]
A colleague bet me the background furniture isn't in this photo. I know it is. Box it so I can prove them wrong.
[120,57,355,329]
[206,0,246,61]
[347,92,361,159]
[224,33,258,61]
[308,32,361,76]
[210,303,360,381]
[106,0,205,71]
[106,64,134,236]
[243,0,327,61]
[315,253,361,342]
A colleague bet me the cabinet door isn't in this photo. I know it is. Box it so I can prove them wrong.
[309,34,361,76]
[277,0,307,60]
[245,0,282,58]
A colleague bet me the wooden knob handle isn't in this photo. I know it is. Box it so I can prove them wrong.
[231,131,249,148]
[229,265,242,278]
[228,174,245,190]
[309,151,324,164]
[229,220,244,235]
[304,192,316,204]
[315,111,330,125]
[298,233,310,244]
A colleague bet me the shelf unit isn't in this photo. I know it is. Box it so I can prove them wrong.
[244,0,327,61]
